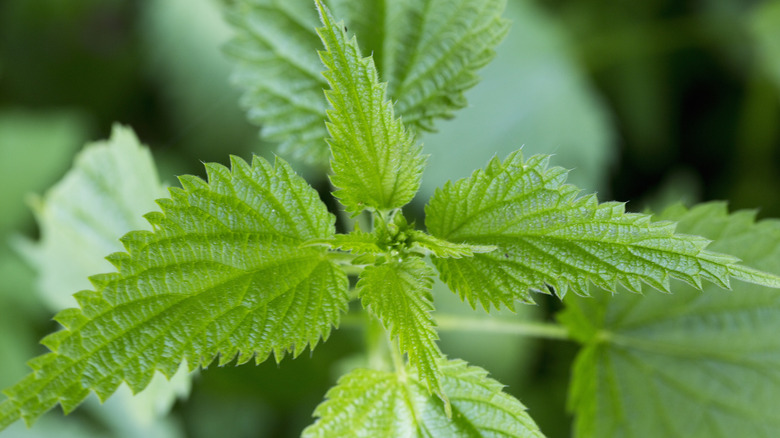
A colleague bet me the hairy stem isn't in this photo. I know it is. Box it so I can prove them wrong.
[434,315,572,341]
[389,335,407,378]
[341,313,572,341]
[365,315,393,372]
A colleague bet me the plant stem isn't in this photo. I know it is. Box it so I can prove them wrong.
[365,315,393,372]
[434,315,572,341]
[341,312,572,341]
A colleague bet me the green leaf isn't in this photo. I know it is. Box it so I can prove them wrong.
[303,358,545,438]
[559,202,780,437]
[18,125,192,434]
[425,151,780,311]
[357,257,442,396]
[328,0,509,131]
[0,155,348,430]
[316,0,425,213]
[224,0,328,164]
[23,125,167,310]
[226,0,508,165]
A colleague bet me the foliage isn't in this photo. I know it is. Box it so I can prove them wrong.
[560,203,780,437]
[226,0,508,165]
[304,359,545,437]
[2,0,780,437]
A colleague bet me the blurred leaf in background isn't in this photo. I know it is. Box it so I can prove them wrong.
[0,109,89,358]
[433,278,541,392]
[0,110,93,436]
[545,0,780,217]
[560,202,780,437]
[418,0,615,203]
[726,0,780,214]
[751,1,780,92]
[21,126,166,309]
[11,126,190,438]
[0,110,89,235]
[0,245,39,391]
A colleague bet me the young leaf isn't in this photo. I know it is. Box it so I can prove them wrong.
[0,155,348,430]
[226,0,508,165]
[328,0,510,130]
[303,358,545,438]
[425,151,780,311]
[559,202,780,437]
[316,0,426,214]
[357,257,443,396]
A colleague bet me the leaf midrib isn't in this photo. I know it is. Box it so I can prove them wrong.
[7,251,326,412]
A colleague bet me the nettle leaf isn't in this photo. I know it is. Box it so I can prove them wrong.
[328,0,510,131]
[303,358,544,438]
[316,0,425,213]
[559,202,780,437]
[21,124,192,427]
[25,124,167,310]
[425,151,780,311]
[0,155,348,430]
[358,257,442,396]
[226,0,508,165]
[224,1,328,164]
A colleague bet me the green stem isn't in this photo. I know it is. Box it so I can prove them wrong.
[389,336,406,377]
[365,315,393,372]
[341,313,572,341]
[338,263,365,277]
[434,315,572,341]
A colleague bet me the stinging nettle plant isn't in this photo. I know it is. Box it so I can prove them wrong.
[3,0,780,436]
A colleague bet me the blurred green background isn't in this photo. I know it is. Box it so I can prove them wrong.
[1,0,778,436]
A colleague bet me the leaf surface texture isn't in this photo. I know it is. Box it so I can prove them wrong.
[358,257,442,395]
[425,151,780,310]
[0,155,348,430]
[316,0,425,213]
[226,0,508,165]
[21,125,193,428]
[559,202,780,437]
[303,359,545,437]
